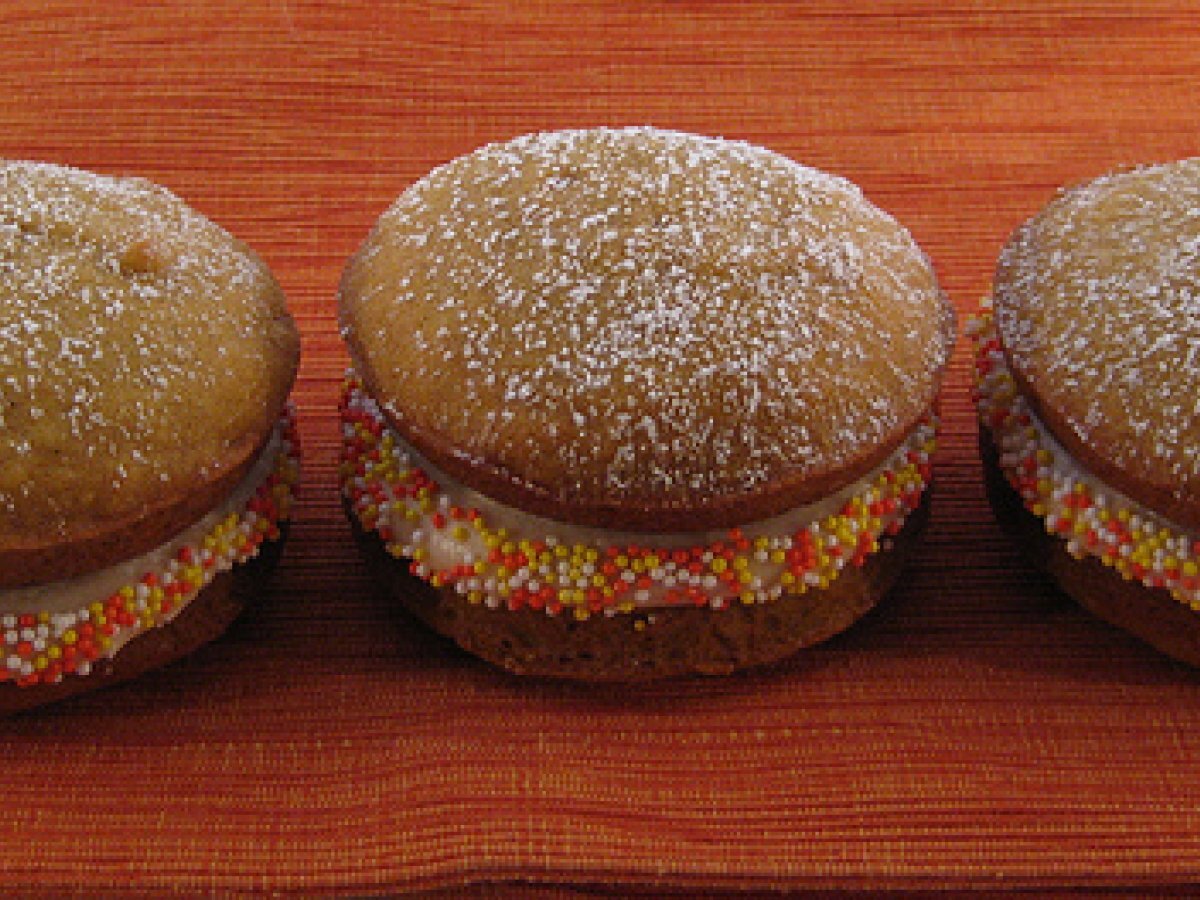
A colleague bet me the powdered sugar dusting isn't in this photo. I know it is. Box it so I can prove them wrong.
[0,161,295,539]
[342,128,951,517]
[995,158,1200,499]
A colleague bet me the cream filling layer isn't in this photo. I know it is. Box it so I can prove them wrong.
[0,417,298,685]
[340,376,935,618]
[971,305,1200,608]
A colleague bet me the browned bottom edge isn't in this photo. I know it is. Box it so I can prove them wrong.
[981,427,1200,667]
[347,494,931,682]
[0,526,288,716]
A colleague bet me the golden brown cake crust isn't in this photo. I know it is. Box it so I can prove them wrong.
[981,429,1200,667]
[349,492,931,681]
[340,128,954,532]
[994,159,1200,531]
[0,162,299,587]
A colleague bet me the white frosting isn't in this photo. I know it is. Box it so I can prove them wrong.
[1,427,282,616]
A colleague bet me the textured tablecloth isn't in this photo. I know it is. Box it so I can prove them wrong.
[3,1,1200,895]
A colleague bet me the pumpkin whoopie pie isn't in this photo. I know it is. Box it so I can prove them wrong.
[339,127,954,680]
[0,161,299,713]
[973,159,1200,666]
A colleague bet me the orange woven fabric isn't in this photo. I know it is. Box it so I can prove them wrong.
[3,1,1200,894]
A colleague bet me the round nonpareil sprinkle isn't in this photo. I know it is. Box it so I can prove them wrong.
[971,302,1200,609]
[340,375,936,618]
[0,410,299,688]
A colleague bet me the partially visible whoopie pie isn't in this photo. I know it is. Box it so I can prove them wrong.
[340,127,955,680]
[973,159,1200,665]
[0,162,300,713]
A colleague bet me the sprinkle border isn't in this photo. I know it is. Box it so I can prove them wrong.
[340,375,935,619]
[970,304,1200,609]
[0,410,299,688]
